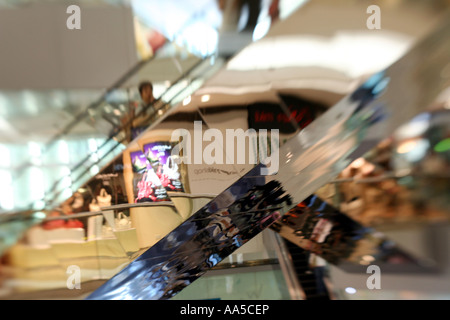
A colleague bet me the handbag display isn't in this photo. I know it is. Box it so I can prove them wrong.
[163,156,180,180]
[114,212,132,230]
[97,188,112,207]
[71,192,84,211]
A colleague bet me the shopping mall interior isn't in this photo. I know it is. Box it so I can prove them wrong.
[0,0,449,300]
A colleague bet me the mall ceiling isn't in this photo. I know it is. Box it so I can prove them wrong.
[0,0,448,145]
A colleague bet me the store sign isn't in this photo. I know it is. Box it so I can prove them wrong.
[248,95,325,134]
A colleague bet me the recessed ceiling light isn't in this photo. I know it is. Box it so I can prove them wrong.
[183,96,191,106]
[345,287,357,294]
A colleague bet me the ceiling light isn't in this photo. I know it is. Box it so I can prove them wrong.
[183,95,191,106]
[201,95,210,102]
[345,287,357,294]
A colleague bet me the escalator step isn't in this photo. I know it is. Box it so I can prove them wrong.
[306,295,331,300]
[295,270,311,274]
[297,279,317,284]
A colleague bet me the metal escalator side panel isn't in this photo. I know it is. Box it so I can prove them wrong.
[87,175,292,300]
[273,195,438,274]
[87,17,450,299]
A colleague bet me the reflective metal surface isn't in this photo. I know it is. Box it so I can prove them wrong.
[315,110,450,229]
[87,177,292,299]
[272,195,437,273]
[86,16,450,299]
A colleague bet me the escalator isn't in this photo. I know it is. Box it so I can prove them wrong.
[40,54,224,211]
[1,0,450,300]
[87,12,450,298]
[282,240,330,300]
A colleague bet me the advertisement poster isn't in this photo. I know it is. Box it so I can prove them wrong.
[90,155,127,205]
[143,142,185,193]
[130,150,171,202]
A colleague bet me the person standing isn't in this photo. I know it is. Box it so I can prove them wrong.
[130,80,156,140]
[138,80,156,114]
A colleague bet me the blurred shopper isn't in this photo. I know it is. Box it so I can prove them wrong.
[131,80,157,139]
[138,80,156,113]
[120,80,157,142]
[309,252,330,298]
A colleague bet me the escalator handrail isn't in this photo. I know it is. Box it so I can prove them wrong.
[43,60,214,209]
[32,55,219,212]
[41,56,212,201]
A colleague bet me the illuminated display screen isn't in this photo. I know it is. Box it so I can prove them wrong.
[130,150,171,202]
[143,142,185,193]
